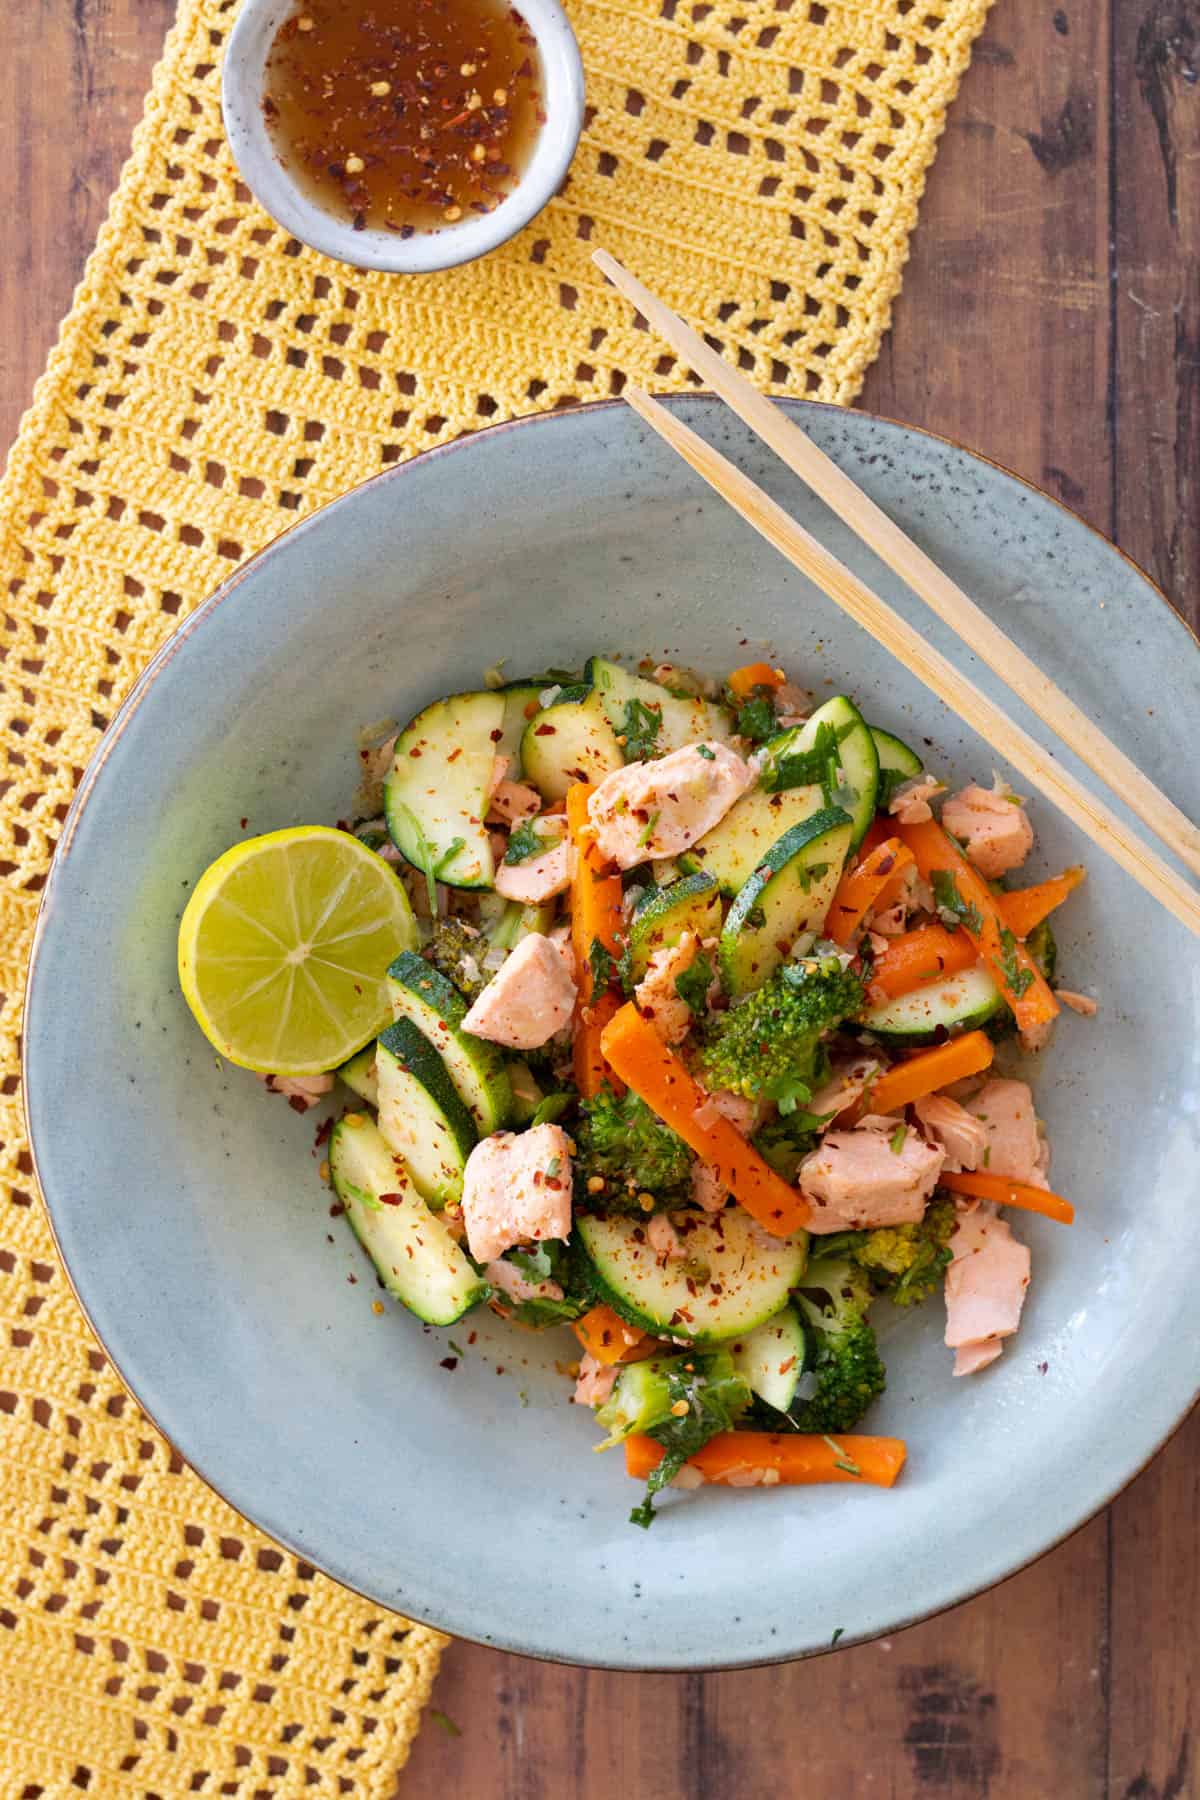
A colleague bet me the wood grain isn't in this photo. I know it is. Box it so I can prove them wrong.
[2,4,1196,1797]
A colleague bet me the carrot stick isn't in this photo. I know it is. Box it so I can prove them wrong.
[567,781,626,1099]
[997,867,1086,939]
[825,837,914,946]
[856,815,893,859]
[573,1303,650,1365]
[625,1431,906,1489]
[940,1170,1075,1225]
[727,660,784,699]
[867,923,978,1001]
[599,1002,810,1236]
[861,1030,994,1117]
[897,818,1059,1038]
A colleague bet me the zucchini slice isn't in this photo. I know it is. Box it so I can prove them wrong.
[730,1305,809,1413]
[870,725,924,810]
[496,681,548,770]
[520,685,624,802]
[384,689,503,890]
[576,1209,809,1345]
[627,872,723,980]
[719,807,854,996]
[376,1019,477,1207]
[859,962,1003,1044]
[681,779,826,896]
[387,950,512,1133]
[337,1042,378,1108]
[586,656,734,758]
[760,695,879,849]
[330,1115,487,1325]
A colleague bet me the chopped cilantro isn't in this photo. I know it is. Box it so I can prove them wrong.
[696,743,716,761]
[732,689,778,744]
[616,937,637,996]
[545,1155,563,1180]
[931,868,984,934]
[506,1244,556,1284]
[588,936,616,994]
[636,809,661,847]
[447,1339,465,1358]
[997,927,1035,997]
[621,697,664,761]
[531,1092,572,1126]
[504,819,546,865]
[759,718,855,796]
[674,952,714,1020]
[430,1709,462,1738]
[982,1144,991,1168]
[889,1121,907,1154]
[831,1627,845,1648]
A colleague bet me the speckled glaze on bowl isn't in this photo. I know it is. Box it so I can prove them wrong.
[24,398,1200,1670]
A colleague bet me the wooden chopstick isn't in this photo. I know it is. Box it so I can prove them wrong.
[593,249,1200,883]
[621,385,1200,939]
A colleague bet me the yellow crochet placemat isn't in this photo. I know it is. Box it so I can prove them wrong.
[0,0,988,1791]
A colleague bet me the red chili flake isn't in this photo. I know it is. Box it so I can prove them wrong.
[314,1116,334,1149]
[329,1201,345,1217]
[288,1095,309,1115]
[534,724,556,736]
[348,1273,358,1284]
[468,1330,477,1344]
[379,1191,406,1207]
[240,817,248,829]
[447,747,462,762]
[490,728,504,742]
[440,1356,459,1371]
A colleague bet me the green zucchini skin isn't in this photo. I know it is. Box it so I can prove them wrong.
[718,807,854,996]
[329,1115,488,1326]
[384,690,503,890]
[858,963,1004,1044]
[387,950,512,1133]
[575,1210,809,1345]
[519,686,623,801]
[729,1306,809,1412]
[627,873,723,980]
[376,1018,477,1207]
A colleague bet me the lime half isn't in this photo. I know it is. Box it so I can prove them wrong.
[178,827,417,1075]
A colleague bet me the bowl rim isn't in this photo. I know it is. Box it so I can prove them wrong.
[220,0,586,274]
[23,395,1200,1670]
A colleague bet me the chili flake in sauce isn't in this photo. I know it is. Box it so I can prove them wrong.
[262,0,545,235]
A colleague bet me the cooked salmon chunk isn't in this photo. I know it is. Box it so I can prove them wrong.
[801,1121,945,1232]
[587,742,753,869]
[944,1200,1031,1373]
[461,1124,573,1264]
[462,932,576,1050]
[941,782,1034,878]
[963,1077,1048,1187]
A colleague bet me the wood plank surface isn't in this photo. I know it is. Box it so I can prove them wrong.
[2,4,1196,1797]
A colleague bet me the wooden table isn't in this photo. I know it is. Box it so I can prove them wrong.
[4,5,1195,1796]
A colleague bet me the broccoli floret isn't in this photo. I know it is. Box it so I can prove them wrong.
[575,1085,694,1205]
[423,918,487,1001]
[792,1258,886,1433]
[697,960,865,1102]
[808,1196,957,1308]
[751,1113,824,1183]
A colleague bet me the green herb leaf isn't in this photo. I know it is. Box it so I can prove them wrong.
[621,697,664,761]
[430,1709,462,1738]
[531,1092,572,1127]
[822,1434,863,1477]
[831,1627,845,1648]
[764,1070,814,1116]
[504,820,545,865]
[616,938,637,997]
[931,868,984,934]
[636,809,661,848]
[997,926,1035,997]
[889,1121,907,1154]
[674,952,714,1020]
[696,743,716,761]
[506,1244,556,1284]
[588,936,616,994]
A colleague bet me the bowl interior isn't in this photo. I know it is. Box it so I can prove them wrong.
[26,398,1200,1668]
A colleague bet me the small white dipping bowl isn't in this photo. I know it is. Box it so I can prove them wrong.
[221,0,585,273]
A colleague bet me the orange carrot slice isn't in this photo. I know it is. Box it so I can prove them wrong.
[868,923,978,1001]
[897,818,1059,1038]
[825,837,914,946]
[997,867,1086,939]
[861,1030,994,1118]
[567,781,625,1099]
[940,1170,1074,1225]
[599,1002,809,1236]
[573,1304,651,1366]
[727,661,784,699]
[625,1431,907,1488]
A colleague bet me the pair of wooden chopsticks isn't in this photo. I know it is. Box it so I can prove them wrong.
[591,249,1200,939]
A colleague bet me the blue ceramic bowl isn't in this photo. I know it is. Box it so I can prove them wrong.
[24,398,1200,1669]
